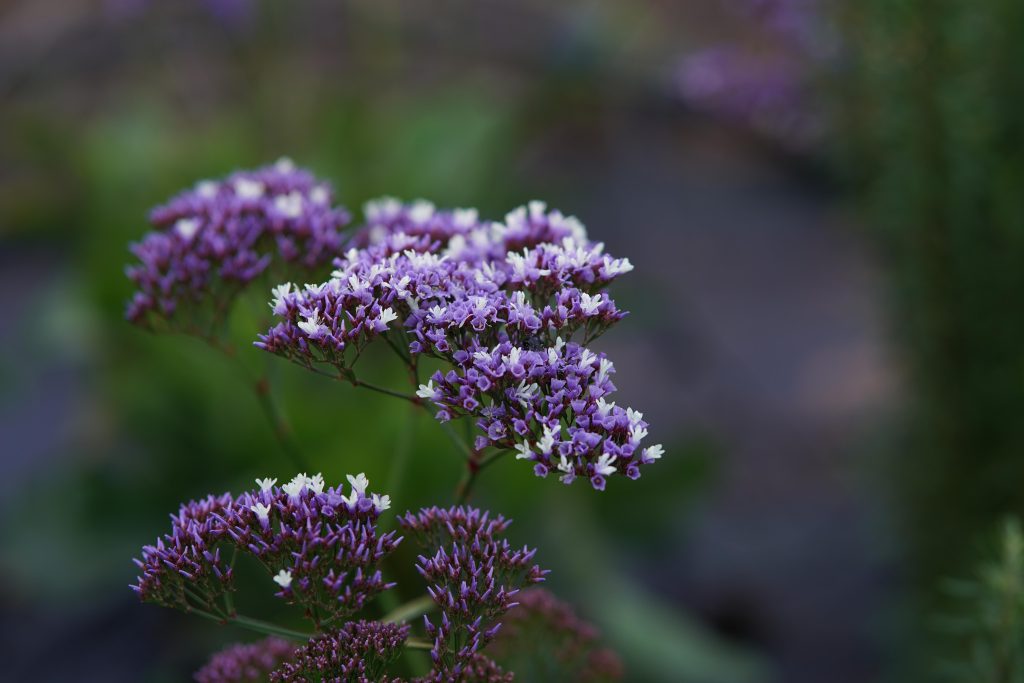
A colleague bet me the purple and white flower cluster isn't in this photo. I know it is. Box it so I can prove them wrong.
[269,620,409,683]
[257,199,661,490]
[126,158,349,331]
[132,471,398,626]
[194,636,295,683]
[399,506,547,680]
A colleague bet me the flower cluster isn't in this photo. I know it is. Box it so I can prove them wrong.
[194,636,295,683]
[399,506,547,680]
[131,472,399,626]
[269,620,409,683]
[487,588,623,682]
[257,199,661,490]
[125,158,350,331]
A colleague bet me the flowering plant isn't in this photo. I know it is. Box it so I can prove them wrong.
[127,160,656,680]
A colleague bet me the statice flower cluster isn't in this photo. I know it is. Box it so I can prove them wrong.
[125,158,350,332]
[488,588,623,682]
[269,620,409,683]
[131,472,398,626]
[257,199,662,490]
[194,636,295,683]
[399,506,547,680]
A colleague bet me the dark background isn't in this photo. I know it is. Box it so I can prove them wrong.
[2,1,1020,681]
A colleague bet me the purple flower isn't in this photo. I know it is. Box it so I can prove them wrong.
[488,588,624,682]
[194,636,295,683]
[131,472,399,626]
[269,620,409,682]
[125,158,350,333]
[399,506,548,679]
[257,199,660,490]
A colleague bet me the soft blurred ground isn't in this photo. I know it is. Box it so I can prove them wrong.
[0,2,900,682]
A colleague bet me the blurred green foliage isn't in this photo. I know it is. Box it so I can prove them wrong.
[842,0,1024,676]
[935,519,1024,682]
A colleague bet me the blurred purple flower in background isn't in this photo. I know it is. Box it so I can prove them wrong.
[194,636,295,683]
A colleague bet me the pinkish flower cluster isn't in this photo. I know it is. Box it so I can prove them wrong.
[256,199,661,490]
[269,620,409,683]
[125,158,350,331]
[194,636,295,683]
[399,506,548,680]
[131,472,398,626]
[488,588,624,682]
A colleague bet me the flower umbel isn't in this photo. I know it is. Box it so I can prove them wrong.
[125,159,350,332]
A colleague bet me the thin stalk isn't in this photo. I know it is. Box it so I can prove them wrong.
[188,609,313,642]
[382,595,436,625]
[405,637,434,651]
[350,377,420,404]
[439,421,474,461]
[454,450,483,504]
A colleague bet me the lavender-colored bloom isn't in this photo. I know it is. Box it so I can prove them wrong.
[488,588,624,682]
[269,620,408,683]
[676,47,823,149]
[257,199,660,490]
[399,506,547,679]
[125,158,349,332]
[194,636,295,683]
[132,472,399,626]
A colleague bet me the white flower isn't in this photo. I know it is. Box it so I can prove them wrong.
[282,473,308,498]
[196,180,219,198]
[579,292,603,316]
[364,196,402,222]
[274,157,295,173]
[553,337,566,353]
[595,398,615,418]
[347,473,369,497]
[579,349,597,368]
[626,408,644,428]
[603,256,633,277]
[631,425,648,442]
[514,442,533,460]
[269,283,293,316]
[298,310,329,339]
[514,381,540,407]
[310,185,329,205]
[234,178,264,199]
[174,218,201,242]
[643,444,664,462]
[557,454,573,474]
[307,473,325,495]
[416,381,438,400]
[528,200,547,219]
[273,569,293,589]
[409,200,435,224]
[453,208,478,228]
[250,502,271,520]
[537,425,558,455]
[378,308,398,326]
[372,494,391,512]
[594,452,617,477]
[596,358,614,385]
[274,191,304,219]
[255,477,278,492]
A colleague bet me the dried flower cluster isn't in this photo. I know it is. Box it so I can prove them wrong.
[257,199,661,490]
[488,588,623,682]
[270,620,409,683]
[194,636,295,683]
[131,472,398,626]
[399,506,547,680]
[126,158,349,331]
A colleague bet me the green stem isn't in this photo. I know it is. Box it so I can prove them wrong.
[230,614,315,642]
[405,637,434,651]
[383,595,436,625]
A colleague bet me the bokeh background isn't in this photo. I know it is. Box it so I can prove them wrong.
[2,1,1021,681]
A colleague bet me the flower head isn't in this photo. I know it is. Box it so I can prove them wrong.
[194,636,295,683]
[125,160,350,331]
[269,621,409,682]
